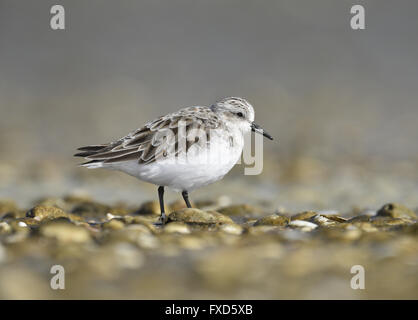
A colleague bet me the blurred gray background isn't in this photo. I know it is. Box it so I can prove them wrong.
[0,0,417,209]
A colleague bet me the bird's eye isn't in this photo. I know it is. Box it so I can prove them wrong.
[236,112,244,118]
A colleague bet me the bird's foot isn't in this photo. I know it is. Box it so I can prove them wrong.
[155,212,168,226]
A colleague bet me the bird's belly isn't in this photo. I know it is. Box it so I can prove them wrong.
[142,161,234,191]
[113,135,243,191]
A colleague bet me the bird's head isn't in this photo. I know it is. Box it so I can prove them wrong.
[211,97,273,140]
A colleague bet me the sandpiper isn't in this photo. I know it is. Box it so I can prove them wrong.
[75,97,273,223]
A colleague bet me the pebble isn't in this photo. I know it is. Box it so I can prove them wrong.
[291,211,317,221]
[39,219,91,243]
[217,204,265,217]
[102,219,125,230]
[218,223,243,235]
[26,205,68,221]
[348,215,371,223]
[69,200,127,218]
[253,214,289,226]
[288,220,318,231]
[168,208,233,224]
[105,224,153,245]
[376,203,417,219]
[0,222,12,234]
[310,214,337,226]
[163,222,191,234]
[247,225,284,235]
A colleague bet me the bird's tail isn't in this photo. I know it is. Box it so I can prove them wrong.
[74,145,108,168]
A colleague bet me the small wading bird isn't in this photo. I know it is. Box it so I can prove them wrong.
[75,97,273,224]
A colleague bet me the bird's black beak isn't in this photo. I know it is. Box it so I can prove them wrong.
[251,122,273,140]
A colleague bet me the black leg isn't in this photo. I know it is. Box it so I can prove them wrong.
[182,190,192,208]
[158,186,166,224]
